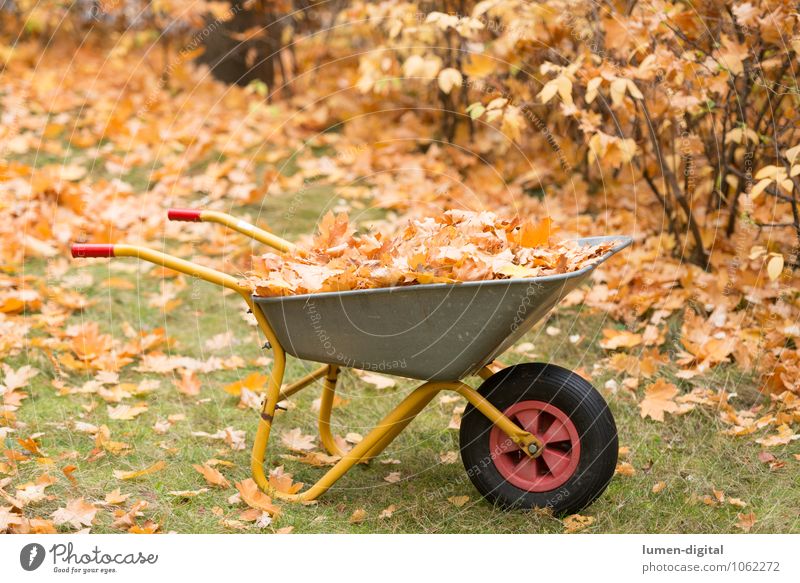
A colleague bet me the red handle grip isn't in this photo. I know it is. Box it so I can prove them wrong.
[168,208,202,222]
[71,244,115,258]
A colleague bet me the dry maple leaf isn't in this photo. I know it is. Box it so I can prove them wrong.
[354,371,396,389]
[0,506,24,532]
[639,379,680,422]
[280,428,316,452]
[448,495,470,508]
[193,463,231,489]
[615,461,636,476]
[112,500,148,530]
[104,488,130,505]
[2,364,38,391]
[168,489,209,498]
[235,479,280,516]
[383,471,402,483]
[113,460,166,480]
[563,513,595,533]
[379,504,398,519]
[173,370,201,396]
[107,403,148,421]
[268,466,303,495]
[439,451,458,464]
[735,512,757,532]
[224,371,268,396]
[129,520,159,534]
[51,498,97,529]
[755,424,798,447]
[349,508,367,524]
[600,329,643,350]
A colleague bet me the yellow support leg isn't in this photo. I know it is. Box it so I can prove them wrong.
[318,365,345,457]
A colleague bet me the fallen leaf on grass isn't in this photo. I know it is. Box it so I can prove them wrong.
[107,403,148,420]
[600,329,642,350]
[639,379,679,422]
[52,498,97,529]
[615,461,636,476]
[104,488,130,505]
[224,372,268,396]
[281,428,316,452]
[113,460,166,480]
[563,514,594,533]
[384,471,401,483]
[354,371,396,389]
[112,500,148,530]
[439,451,458,464]
[379,504,398,519]
[448,495,470,508]
[191,427,246,451]
[755,424,798,447]
[129,520,159,534]
[194,463,231,488]
[0,506,23,532]
[652,481,666,494]
[173,370,201,396]
[349,508,366,523]
[269,466,303,494]
[235,479,280,515]
[736,512,757,532]
[169,488,209,498]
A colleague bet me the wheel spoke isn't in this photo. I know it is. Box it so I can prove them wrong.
[492,436,520,455]
[541,418,571,444]
[514,409,542,433]
[513,456,539,481]
[541,448,571,475]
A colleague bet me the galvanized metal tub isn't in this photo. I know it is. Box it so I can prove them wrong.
[253,236,632,381]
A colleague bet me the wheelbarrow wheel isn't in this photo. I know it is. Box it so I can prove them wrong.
[459,363,617,515]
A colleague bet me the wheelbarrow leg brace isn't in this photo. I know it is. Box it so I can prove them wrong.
[318,365,346,457]
[254,379,545,502]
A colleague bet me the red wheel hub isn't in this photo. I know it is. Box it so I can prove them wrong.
[489,400,581,492]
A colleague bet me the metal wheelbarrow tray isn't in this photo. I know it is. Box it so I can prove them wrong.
[254,236,630,381]
[72,208,631,516]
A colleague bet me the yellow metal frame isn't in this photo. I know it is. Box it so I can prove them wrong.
[81,211,543,502]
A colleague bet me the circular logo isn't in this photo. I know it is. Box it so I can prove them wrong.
[20,543,46,571]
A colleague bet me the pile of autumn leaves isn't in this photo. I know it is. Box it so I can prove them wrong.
[245,210,616,297]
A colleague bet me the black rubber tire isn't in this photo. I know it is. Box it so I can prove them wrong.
[459,363,617,515]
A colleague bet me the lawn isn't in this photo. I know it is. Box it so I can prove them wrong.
[8,185,799,534]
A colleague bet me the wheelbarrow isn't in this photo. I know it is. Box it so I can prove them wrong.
[71,208,631,514]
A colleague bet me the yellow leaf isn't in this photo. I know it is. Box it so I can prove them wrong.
[767,254,784,281]
[235,479,280,515]
[438,67,463,94]
[193,463,231,488]
[113,460,166,480]
[639,378,680,422]
[735,512,757,532]
[563,514,594,533]
[349,508,367,523]
[750,178,772,200]
[224,372,268,396]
